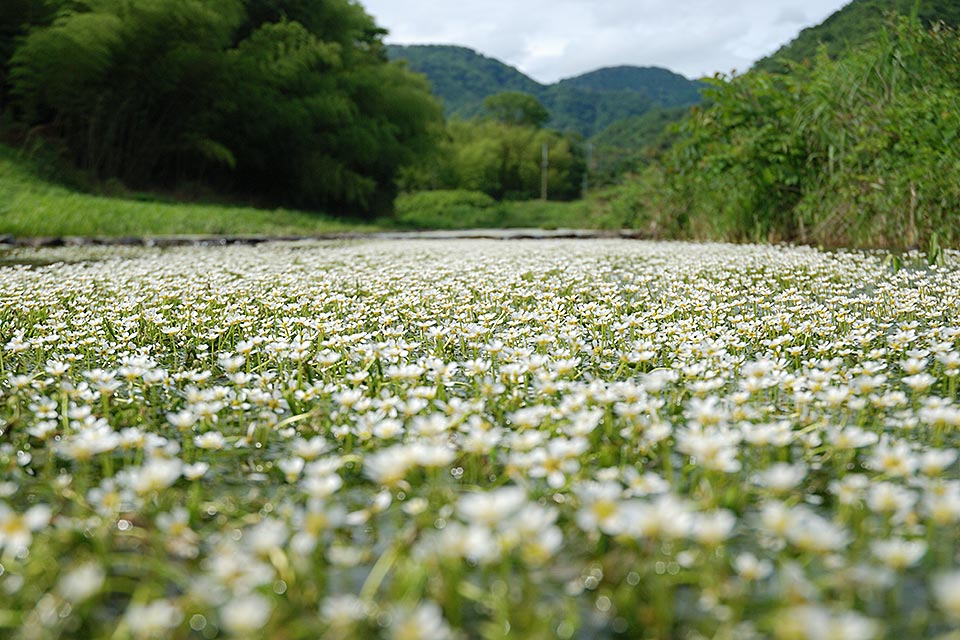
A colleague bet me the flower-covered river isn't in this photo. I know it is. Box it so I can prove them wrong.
[1,239,959,639]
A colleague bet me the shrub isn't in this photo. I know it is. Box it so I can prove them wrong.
[393,190,505,229]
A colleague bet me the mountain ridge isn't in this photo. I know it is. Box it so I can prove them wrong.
[386,44,703,137]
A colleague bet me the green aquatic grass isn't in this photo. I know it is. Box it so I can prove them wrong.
[0,145,380,237]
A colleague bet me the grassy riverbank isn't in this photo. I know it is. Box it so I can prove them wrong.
[0,145,611,238]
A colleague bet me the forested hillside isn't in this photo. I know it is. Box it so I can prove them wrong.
[754,0,960,71]
[383,45,541,119]
[555,66,703,108]
[387,44,703,137]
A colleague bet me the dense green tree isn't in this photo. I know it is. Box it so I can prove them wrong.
[402,118,585,201]
[0,0,63,111]
[589,106,689,185]
[11,0,242,181]
[6,0,443,214]
[215,12,441,211]
[483,92,549,128]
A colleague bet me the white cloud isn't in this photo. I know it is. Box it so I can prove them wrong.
[360,0,852,82]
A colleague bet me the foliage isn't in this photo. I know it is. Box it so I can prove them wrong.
[402,119,586,202]
[0,0,62,109]
[483,92,549,129]
[11,0,244,182]
[615,16,960,248]
[588,106,689,186]
[393,189,504,229]
[754,0,960,72]
[393,190,607,230]
[541,84,655,138]
[3,0,443,216]
[496,198,607,229]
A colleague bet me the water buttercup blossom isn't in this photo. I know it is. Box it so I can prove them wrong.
[1,239,960,637]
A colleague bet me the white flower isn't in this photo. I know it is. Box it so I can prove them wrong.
[194,431,227,450]
[220,594,272,635]
[321,594,367,629]
[129,458,182,495]
[458,486,528,528]
[57,421,120,461]
[183,461,210,480]
[775,605,877,640]
[410,442,456,468]
[692,509,737,546]
[293,436,330,460]
[528,437,586,488]
[622,469,670,498]
[166,409,198,430]
[866,440,919,477]
[278,457,305,483]
[919,449,957,476]
[734,552,772,581]
[755,463,807,493]
[934,571,960,620]
[364,445,416,486]
[419,522,500,564]
[829,474,869,506]
[125,600,182,638]
[575,482,627,535]
[58,562,106,602]
[389,602,452,640]
[245,518,288,555]
[0,502,51,554]
[207,543,274,593]
[621,495,692,540]
[870,538,926,570]
[784,509,848,554]
[866,482,916,516]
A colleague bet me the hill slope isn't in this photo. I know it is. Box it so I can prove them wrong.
[754,0,960,71]
[556,66,703,108]
[387,44,703,137]
[384,45,541,120]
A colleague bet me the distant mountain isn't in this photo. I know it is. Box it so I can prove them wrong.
[556,66,704,108]
[387,44,703,137]
[386,45,541,120]
[754,0,960,72]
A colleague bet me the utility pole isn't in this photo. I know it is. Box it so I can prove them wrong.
[541,142,549,201]
[582,142,593,198]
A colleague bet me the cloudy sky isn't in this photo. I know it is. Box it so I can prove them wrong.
[361,0,852,82]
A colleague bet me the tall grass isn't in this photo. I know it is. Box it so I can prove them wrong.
[0,144,378,237]
[613,17,960,250]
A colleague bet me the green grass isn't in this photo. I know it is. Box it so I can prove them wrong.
[0,145,380,237]
[393,189,624,231]
[0,145,618,237]
[498,199,607,229]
